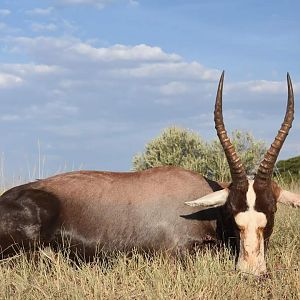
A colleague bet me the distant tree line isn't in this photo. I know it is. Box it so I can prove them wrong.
[276,155,300,182]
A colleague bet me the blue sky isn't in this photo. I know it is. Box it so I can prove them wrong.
[0,0,299,181]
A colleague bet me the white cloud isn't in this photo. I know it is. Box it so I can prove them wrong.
[0,72,22,88]
[0,9,11,16]
[24,101,79,120]
[226,79,293,95]
[160,81,188,96]
[0,114,20,121]
[0,63,64,91]
[249,80,285,94]
[0,22,7,30]
[0,22,21,34]
[0,101,78,124]
[10,37,184,66]
[45,119,130,137]
[31,23,57,32]
[56,0,137,9]
[117,61,219,81]
[0,63,63,77]
[71,43,181,62]
[129,0,139,6]
[25,7,54,16]
[31,64,62,74]
[57,0,115,9]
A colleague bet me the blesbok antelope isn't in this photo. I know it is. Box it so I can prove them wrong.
[0,73,299,276]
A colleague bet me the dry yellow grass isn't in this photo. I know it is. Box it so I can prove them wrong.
[0,188,299,299]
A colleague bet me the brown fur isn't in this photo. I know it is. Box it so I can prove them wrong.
[253,180,277,245]
[0,166,226,259]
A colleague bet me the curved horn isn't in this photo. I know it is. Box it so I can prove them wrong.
[214,71,247,188]
[256,73,294,182]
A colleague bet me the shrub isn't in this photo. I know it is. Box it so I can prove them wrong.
[132,127,208,175]
[132,127,267,182]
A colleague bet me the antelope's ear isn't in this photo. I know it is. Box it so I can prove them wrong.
[271,181,300,207]
[185,189,229,208]
[277,189,300,208]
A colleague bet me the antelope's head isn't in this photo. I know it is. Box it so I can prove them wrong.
[186,72,299,276]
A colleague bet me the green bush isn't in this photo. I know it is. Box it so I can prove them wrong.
[132,127,208,175]
[132,127,267,182]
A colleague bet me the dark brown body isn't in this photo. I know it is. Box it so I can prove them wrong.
[0,166,227,258]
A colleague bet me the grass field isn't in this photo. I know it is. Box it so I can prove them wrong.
[0,186,299,299]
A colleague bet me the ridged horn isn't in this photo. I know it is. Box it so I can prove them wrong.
[214,71,248,188]
[256,73,294,182]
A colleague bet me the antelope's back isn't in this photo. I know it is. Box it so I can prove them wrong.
[26,166,223,253]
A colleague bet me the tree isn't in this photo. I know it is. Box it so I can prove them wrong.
[132,126,267,182]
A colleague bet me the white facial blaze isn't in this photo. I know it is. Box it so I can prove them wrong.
[234,180,267,276]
